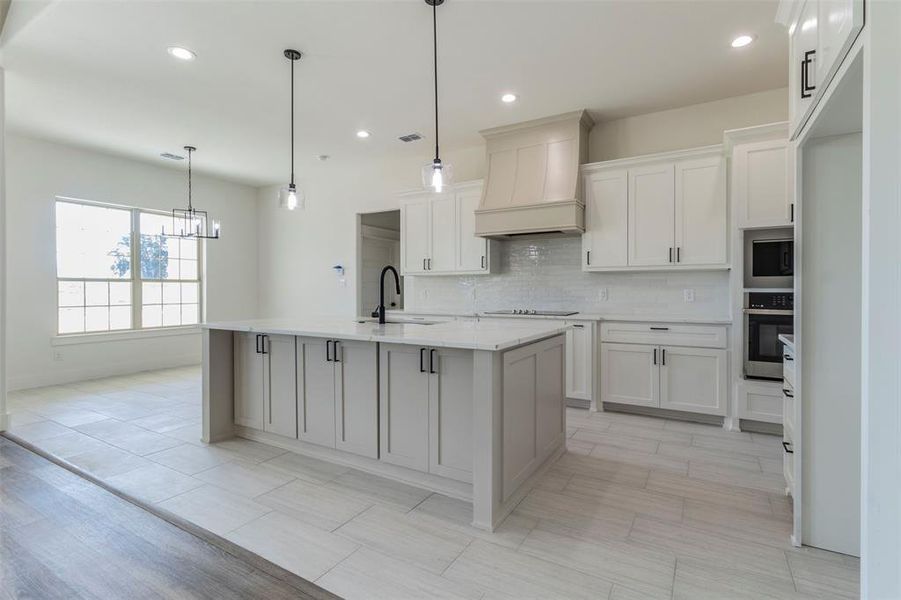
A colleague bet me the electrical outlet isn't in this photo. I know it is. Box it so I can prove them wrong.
[598,288,609,301]
[683,288,695,303]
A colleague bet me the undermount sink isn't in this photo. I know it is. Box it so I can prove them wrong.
[356,319,440,326]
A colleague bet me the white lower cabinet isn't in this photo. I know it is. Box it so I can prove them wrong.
[600,343,659,408]
[234,332,298,436]
[600,324,728,416]
[564,321,594,401]
[379,343,473,483]
[296,337,378,458]
[657,346,727,415]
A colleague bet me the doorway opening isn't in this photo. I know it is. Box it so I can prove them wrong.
[356,210,403,318]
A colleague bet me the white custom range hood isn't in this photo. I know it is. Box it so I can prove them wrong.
[475,110,593,238]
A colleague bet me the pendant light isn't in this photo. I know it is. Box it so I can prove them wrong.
[279,48,304,210]
[169,146,220,239]
[421,0,453,193]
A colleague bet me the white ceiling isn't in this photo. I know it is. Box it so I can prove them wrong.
[1,0,787,187]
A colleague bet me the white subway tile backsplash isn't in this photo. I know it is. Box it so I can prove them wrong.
[405,236,729,318]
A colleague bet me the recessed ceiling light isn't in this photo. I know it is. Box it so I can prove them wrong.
[356,130,371,139]
[167,46,196,61]
[160,152,184,161]
[731,35,755,48]
[501,93,517,103]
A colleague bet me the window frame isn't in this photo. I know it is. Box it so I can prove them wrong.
[54,196,205,337]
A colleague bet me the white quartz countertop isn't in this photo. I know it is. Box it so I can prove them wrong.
[203,317,569,351]
[386,310,732,325]
[779,334,795,349]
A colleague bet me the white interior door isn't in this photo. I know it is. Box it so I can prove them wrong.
[600,343,659,408]
[401,199,430,274]
[658,346,727,415]
[334,340,379,458]
[456,187,488,272]
[583,169,628,269]
[628,163,675,266]
[263,334,297,438]
[675,156,727,266]
[297,337,336,448]
[429,193,456,272]
[234,332,264,430]
[379,343,430,471]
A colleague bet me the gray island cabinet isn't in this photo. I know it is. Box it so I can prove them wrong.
[202,317,568,531]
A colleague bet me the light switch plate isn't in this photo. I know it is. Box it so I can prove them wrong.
[683,289,695,303]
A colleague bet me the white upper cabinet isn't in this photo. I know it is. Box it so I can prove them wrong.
[456,186,488,272]
[582,169,628,269]
[582,147,728,272]
[675,156,727,266]
[783,0,863,139]
[629,163,675,266]
[400,181,490,276]
[401,198,430,274]
[733,138,793,229]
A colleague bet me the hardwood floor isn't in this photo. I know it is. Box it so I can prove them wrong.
[0,437,336,600]
[3,367,861,599]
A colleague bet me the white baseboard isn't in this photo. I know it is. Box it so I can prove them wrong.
[8,353,200,391]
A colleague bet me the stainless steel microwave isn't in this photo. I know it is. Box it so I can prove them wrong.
[744,229,794,289]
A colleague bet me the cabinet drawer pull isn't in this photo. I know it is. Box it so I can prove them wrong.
[661,348,666,366]
[782,441,794,454]
[326,340,333,362]
[260,335,269,355]
[333,341,341,362]
[419,348,426,373]
[587,250,591,265]
[572,324,584,328]
[429,349,437,374]
[481,255,486,269]
[669,247,673,263]
[677,247,681,263]
[255,334,262,354]
[783,388,794,398]
[653,348,657,365]
[649,326,670,331]
[783,354,794,361]
[422,258,427,271]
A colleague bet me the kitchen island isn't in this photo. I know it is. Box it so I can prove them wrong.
[202,317,568,531]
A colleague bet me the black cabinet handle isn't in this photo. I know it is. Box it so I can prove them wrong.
[481,255,486,269]
[429,349,437,374]
[653,348,657,365]
[783,354,794,361]
[260,335,268,355]
[422,258,427,271]
[661,349,666,366]
[782,441,794,454]
[255,334,261,354]
[650,326,670,331]
[572,324,584,328]
[790,204,795,223]
[587,250,591,265]
[677,247,681,263]
[783,388,794,398]
[669,247,673,263]
[326,340,333,362]
[427,258,432,270]
[801,50,816,99]
[333,341,341,363]
[419,348,426,373]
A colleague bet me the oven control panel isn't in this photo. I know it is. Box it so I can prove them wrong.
[748,292,794,310]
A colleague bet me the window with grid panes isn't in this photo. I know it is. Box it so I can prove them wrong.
[55,199,202,334]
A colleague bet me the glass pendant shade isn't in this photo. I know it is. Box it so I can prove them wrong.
[422,159,453,193]
[278,184,304,211]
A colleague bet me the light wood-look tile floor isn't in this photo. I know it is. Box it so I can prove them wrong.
[4,367,861,599]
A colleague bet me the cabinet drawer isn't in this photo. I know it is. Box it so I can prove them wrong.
[600,322,727,349]
[783,347,796,387]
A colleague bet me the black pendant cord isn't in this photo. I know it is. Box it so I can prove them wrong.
[432,0,439,163]
[186,147,193,212]
[290,56,295,187]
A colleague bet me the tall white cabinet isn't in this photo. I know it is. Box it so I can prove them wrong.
[582,147,728,271]
[400,181,491,276]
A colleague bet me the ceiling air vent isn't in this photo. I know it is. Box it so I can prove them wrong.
[398,132,423,143]
[160,152,185,161]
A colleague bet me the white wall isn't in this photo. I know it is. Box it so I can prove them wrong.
[5,134,259,390]
[861,1,901,595]
[590,88,788,161]
[257,89,787,322]
[0,68,7,428]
